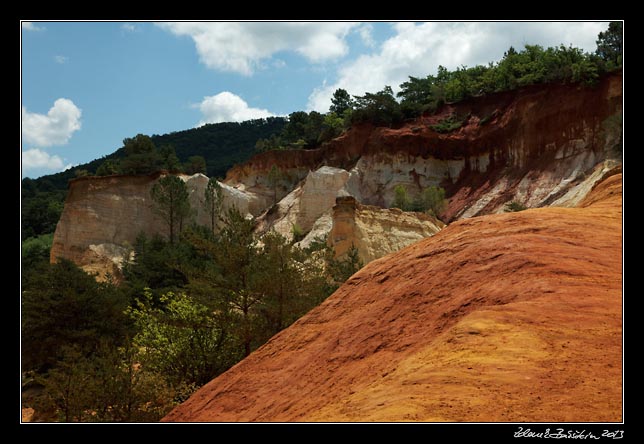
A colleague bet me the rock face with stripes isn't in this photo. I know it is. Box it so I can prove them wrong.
[51,72,621,281]
[50,172,259,281]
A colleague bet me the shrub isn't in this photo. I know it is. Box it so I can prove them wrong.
[431,114,465,133]
[291,223,305,243]
[504,201,527,212]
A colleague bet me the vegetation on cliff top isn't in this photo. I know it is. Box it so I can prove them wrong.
[256,22,623,146]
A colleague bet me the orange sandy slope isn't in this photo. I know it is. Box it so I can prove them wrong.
[163,174,622,422]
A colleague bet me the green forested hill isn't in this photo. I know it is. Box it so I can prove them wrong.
[21,117,286,239]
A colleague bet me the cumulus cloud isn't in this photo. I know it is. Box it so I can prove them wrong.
[121,23,138,32]
[358,23,376,48]
[22,22,44,32]
[21,148,66,171]
[307,21,608,111]
[196,91,274,126]
[22,98,82,147]
[54,55,68,64]
[158,22,358,75]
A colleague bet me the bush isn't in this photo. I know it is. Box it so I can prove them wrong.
[504,201,527,212]
[392,185,413,211]
[291,223,305,243]
[431,114,465,133]
[416,185,447,218]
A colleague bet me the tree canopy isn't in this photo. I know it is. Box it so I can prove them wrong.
[150,175,192,244]
[596,21,623,67]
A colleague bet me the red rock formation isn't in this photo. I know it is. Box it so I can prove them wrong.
[162,173,622,422]
[226,73,622,219]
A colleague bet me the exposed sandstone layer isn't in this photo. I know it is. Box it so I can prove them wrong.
[227,73,622,218]
[162,174,622,422]
[50,172,257,280]
[52,73,622,279]
[328,196,444,264]
[256,166,350,241]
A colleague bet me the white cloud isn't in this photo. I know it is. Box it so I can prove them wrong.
[196,91,274,126]
[54,55,68,64]
[22,98,82,147]
[21,148,66,171]
[22,22,44,32]
[358,23,376,48]
[307,21,609,112]
[121,23,138,33]
[157,22,358,76]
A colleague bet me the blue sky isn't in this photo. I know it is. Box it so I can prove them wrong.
[21,21,609,179]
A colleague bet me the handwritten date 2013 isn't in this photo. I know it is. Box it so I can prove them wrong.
[514,427,624,440]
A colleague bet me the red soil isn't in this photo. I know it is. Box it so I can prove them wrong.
[163,174,622,422]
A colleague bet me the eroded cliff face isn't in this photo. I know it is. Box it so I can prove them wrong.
[51,72,622,278]
[255,166,351,241]
[228,72,622,219]
[328,196,444,264]
[50,172,258,280]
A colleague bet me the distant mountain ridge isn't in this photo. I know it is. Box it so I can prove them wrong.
[24,117,287,189]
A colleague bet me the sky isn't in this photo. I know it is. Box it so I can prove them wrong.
[21,21,609,179]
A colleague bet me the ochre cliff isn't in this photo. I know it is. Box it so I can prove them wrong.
[50,172,259,280]
[162,173,622,422]
[51,73,621,279]
[328,196,444,264]
[227,72,621,217]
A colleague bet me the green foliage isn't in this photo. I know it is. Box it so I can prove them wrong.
[127,289,240,388]
[21,259,129,372]
[393,184,413,211]
[504,201,527,212]
[38,342,175,422]
[256,112,331,152]
[351,86,403,127]
[326,245,363,291]
[291,223,305,243]
[431,113,465,133]
[96,158,121,176]
[122,233,191,298]
[183,155,207,175]
[21,186,65,239]
[392,185,447,217]
[24,207,358,422]
[120,134,161,175]
[22,233,53,270]
[596,21,623,67]
[158,144,181,171]
[150,175,192,243]
[416,185,447,217]
[204,178,224,233]
[397,35,617,119]
[74,169,90,178]
[330,88,353,115]
[318,112,345,143]
[253,232,328,340]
